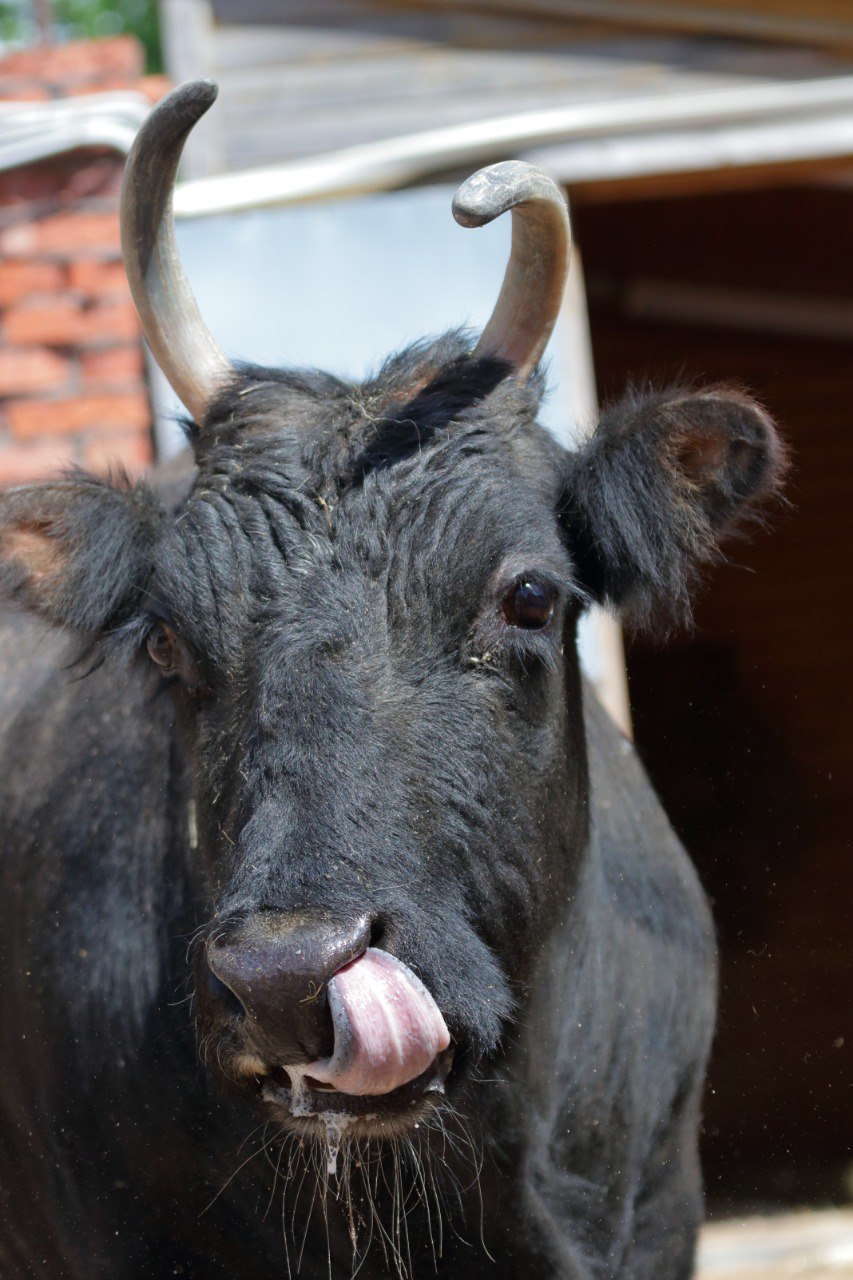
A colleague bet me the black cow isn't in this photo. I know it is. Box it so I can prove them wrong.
[0,82,784,1279]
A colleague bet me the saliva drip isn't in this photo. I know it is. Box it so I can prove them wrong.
[322,1112,355,1178]
[277,1067,357,1178]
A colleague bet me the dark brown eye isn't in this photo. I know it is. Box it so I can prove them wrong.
[146,622,179,672]
[501,580,556,630]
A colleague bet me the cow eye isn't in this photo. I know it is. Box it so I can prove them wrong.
[146,621,179,672]
[501,580,556,630]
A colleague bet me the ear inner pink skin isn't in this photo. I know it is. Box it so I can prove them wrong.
[304,948,450,1097]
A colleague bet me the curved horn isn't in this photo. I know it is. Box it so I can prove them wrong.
[452,161,571,380]
[120,79,232,424]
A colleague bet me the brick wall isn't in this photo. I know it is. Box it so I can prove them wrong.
[0,37,169,485]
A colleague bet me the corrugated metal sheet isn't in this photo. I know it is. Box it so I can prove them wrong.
[162,0,853,178]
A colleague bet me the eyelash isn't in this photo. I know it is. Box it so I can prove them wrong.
[143,618,209,697]
[146,620,179,673]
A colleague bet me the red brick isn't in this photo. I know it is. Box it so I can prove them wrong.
[78,302,140,344]
[0,348,71,397]
[4,297,85,346]
[139,75,172,105]
[68,258,128,298]
[0,441,75,486]
[67,73,150,98]
[83,429,153,477]
[0,261,65,306]
[8,393,150,440]
[0,37,142,88]
[0,155,121,209]
[0,210,121,257]
[4,298,139,346]
[81,345,144,385]
[63,72,169,103]
[0,82,49,102]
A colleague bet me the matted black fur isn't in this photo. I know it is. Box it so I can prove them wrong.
[0,334,784,1278]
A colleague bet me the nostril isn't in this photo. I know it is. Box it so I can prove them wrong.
[369,915,393,952]
[305,1001,335,1062]
[204,965,246,1021]
[200,912,374,1065]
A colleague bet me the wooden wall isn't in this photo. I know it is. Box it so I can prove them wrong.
[573,184,853,1209]
[214,0,853,48]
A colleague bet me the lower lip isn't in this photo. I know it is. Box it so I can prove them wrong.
[261,1053,452,1119]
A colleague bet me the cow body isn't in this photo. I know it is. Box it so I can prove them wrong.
[0,91,784,1275]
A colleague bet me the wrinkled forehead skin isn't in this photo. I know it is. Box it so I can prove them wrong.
[150,338,588,1041]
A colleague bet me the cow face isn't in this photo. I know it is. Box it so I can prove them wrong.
[0,339,783,1144]
[128,346,589,1139]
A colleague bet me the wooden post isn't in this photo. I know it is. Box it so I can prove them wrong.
[561,229,633,739]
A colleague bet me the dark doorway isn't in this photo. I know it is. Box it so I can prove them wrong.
[574,184,853,1212]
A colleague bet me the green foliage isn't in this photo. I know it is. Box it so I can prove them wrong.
[55,0,162,71]
[0,0,163,72]
[0,2,28,43]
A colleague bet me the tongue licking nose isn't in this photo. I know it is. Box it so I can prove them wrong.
[304,948,450,1096]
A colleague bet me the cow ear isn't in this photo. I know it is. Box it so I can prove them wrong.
[561,386,787,626]
[0,471,162,633]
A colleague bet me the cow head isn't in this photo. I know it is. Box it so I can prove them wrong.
[0,84,784,1150]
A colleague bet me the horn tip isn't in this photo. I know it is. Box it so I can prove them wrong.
[152,77,219,127]
[452,160,566,230]
[186,76,219,104]
[452,169,499,229]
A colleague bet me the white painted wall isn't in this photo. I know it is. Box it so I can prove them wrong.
[152,182,574,453]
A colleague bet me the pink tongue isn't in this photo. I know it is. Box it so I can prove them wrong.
[306,948,450,1096]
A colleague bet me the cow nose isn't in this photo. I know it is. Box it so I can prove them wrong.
[205,911,372,1064]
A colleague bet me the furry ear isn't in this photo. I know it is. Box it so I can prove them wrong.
[562,386,786,626]
[0,471,163,633]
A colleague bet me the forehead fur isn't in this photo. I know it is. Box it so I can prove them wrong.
[192,332,556,497]
[146,334,571,669]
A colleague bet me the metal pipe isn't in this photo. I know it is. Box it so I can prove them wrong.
[172,74,853,217]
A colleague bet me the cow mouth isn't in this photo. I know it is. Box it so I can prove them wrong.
[261,1049,454,1124]
[258,947,453,1134]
